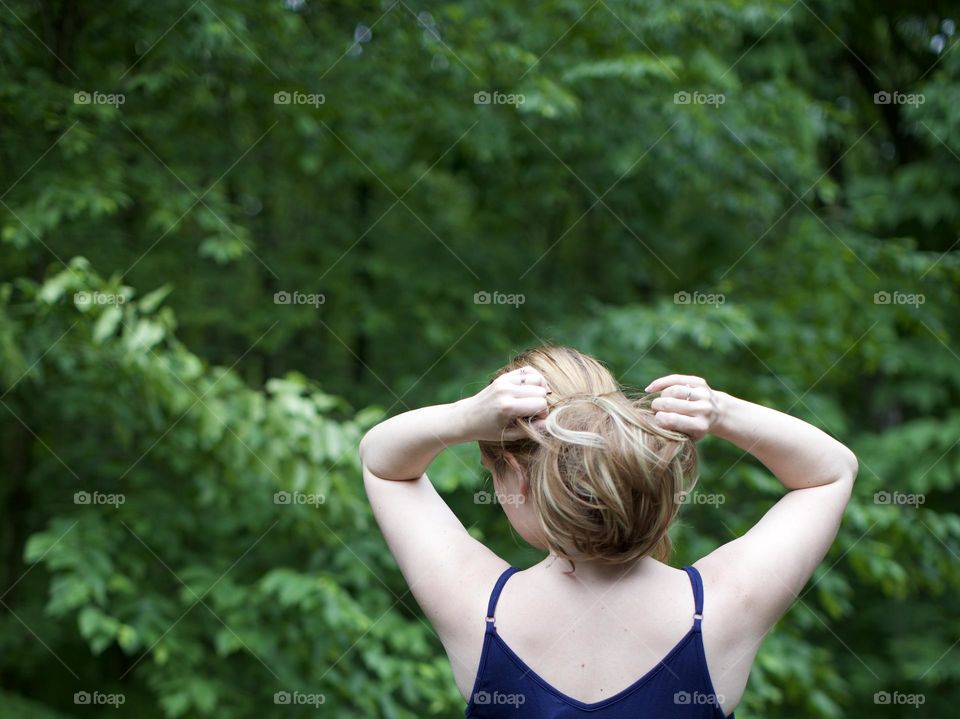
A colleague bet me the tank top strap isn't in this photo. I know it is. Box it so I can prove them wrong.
[681,565,705,632]
[485,566,520,631]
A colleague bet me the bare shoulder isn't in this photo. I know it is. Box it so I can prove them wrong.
[692,555,770,715]
[362,467,511,698]
[441,558,513,701]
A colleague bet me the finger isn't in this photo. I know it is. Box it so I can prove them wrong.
[653,411,707,438]
[507,397,549,418]
[651,396,708,414]
[645,374,706,392]
[659,385,705,401]
[501,403,549,439]
[509,385,548,399]
[645,375,706,393]
[499,426,529,441]
[505,366,549,389]
[513,409,548,427]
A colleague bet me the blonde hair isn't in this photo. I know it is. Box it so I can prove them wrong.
[478,346,698,566]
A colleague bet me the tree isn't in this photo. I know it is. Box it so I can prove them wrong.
[1,0,959,716]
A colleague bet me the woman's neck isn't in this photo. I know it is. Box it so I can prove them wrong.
[534,553,662,581]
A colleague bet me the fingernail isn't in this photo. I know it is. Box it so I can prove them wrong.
[644,385,652,392]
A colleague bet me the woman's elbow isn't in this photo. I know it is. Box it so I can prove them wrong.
[839,445,859,484]
[358,429,374,467]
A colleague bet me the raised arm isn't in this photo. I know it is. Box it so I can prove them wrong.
[648,374,858,705]
[710,392,858,493]
[357,367,550,694]
[358,403,473,480]
[648,373,857,598]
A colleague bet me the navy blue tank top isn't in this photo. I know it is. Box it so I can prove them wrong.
[465,565,733,718]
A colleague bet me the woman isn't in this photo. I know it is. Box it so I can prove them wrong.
[359,346,858,717]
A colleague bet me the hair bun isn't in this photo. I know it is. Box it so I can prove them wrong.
[479,347,699,566]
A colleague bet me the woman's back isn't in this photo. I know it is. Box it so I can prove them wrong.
[460,560,735,717]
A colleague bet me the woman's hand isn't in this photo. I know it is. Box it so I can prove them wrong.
[458,366,551,442]
[645,374,724,440]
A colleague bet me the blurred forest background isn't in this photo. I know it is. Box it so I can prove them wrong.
[1,0,959,716]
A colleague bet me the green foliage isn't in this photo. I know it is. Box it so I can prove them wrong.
[1,260,458,717]
[1,0,959,716]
